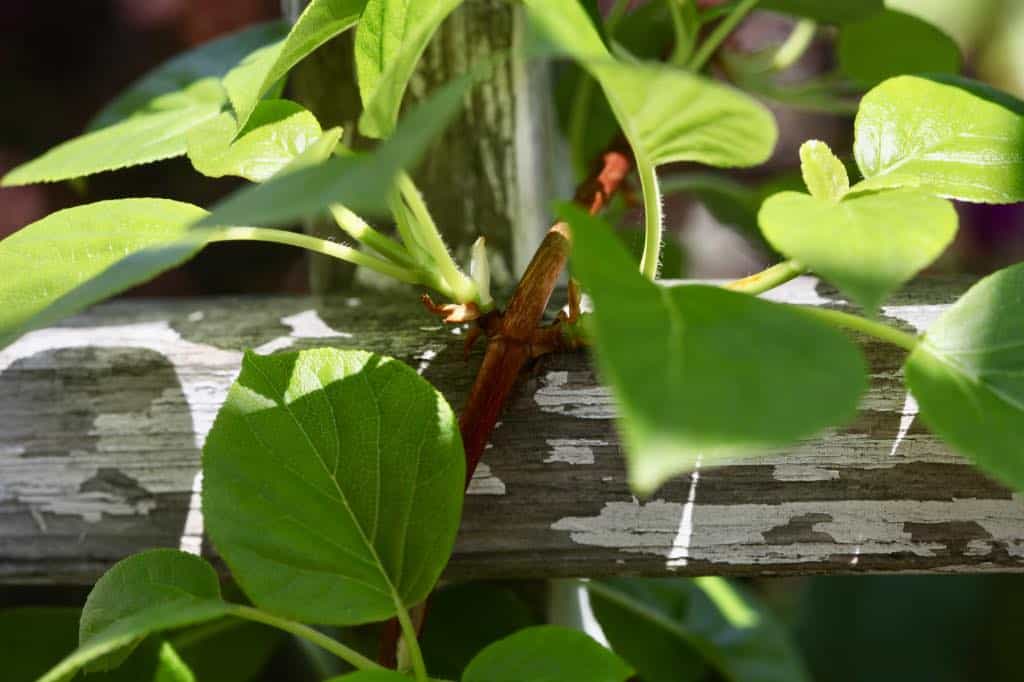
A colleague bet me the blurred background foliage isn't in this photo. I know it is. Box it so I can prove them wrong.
[2,2,1024,681]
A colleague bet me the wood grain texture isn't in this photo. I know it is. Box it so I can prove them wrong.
[282,0,556,291]
[2,277,1022,585]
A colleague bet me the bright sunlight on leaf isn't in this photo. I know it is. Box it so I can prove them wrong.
[356,0,462,139]
[224,0,367,130]
[187,99,325,182]
[566,205,867,494]
[203,349,465,625]
[854,75,1024,203]
[0,199,211,348]
[905,262,1024,491]
[200,74,471,227]
[761,140,958,315]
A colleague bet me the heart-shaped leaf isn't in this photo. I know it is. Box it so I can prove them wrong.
[202,348,465,624]
[589,578,811,682]
[224,0,368,130]
[355,0,462,139]
[463,626,633,682]
[760,0,883,24]
[905,262,1024,491]
[90,21,287,130]
[0,199,212,348]
[839,9,960,87]
[566,205,867,494]
[38,550,232,682]
[854,75,1024,203]
[759,186,958,314]
[187,99,325,182]
[201,74,470,227]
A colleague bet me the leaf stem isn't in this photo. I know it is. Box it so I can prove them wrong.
[726,260,805,295]
[397,173,477,303]
[393,598,428,682]
[329,204,418,269]
[638,160,663,280]
[228,605,384,672]
[799,306,920,351]
[687,0,760,71]
[770,19,816,72]
[210,226,431,288]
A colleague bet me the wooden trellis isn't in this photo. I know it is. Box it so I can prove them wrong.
[3,277,1021,586]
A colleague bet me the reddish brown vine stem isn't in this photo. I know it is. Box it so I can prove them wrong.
[379,141,632,669]
[460,139,632,482]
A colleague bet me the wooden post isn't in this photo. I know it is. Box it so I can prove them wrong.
[282,0,557,291]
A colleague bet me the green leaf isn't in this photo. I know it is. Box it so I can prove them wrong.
[174,619,283,682]
[799,140,850,202]
[853,75,1024,203]
[0,609,195,682]
[463,626,633,682]
[527,1,777,170]
[0,199,211,348]
[224,0,368,130]
[356,0,462,139]
[839,9,960,87]
[590,578,811,682]
[187,99,326,182]
[1,81,223,186]
[587,582,708,682]
[201,74,471,227]
[38,550,231,682]
[759,0,883,24]
[421,582,539,679]
[905,262,1024,491]
[526,0,776,277]
[758,187,958,314]
[325,673,444,682]
[565,205,867,494]
[90,21,287,130]
[202,348,465,625]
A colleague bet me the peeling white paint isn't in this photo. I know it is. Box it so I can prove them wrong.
[667,457,702,569]
[889,393,920,457]
[253,309,353,354]
[552,497,1024,566]
[0,321,239,527]
[535,371,614,419]
[544,438,604,465]
[415,349,439,375]
[467,462,507,496]
[180,471,204,555]
[773,465,840,482]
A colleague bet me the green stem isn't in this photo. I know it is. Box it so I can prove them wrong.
[800,306,920,351]
[638,161,663,280]
[397,173,477,303]
[329,204,418,269]
[770,19,816,72]
[726,260,805,295]
[228,605,384,672]
[394,598,428,682]
[568,77,598,178]
[210,226,429,288]
[687,0,760,72]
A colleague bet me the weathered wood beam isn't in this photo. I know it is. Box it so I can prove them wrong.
[2,277,1022,585]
